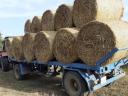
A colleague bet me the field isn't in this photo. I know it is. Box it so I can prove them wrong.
[0,70,127,96]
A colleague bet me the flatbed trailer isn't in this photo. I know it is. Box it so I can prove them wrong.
[0,46,128,96]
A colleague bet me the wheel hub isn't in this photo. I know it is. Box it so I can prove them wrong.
[70,79,79,91]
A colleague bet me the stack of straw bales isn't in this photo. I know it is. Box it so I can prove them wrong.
[6,0,128,66]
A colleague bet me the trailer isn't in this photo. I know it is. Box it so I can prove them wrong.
[0,38,128,96]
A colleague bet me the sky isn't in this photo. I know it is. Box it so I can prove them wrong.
[0,0,127,38]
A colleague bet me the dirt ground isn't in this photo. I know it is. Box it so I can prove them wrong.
[0,71,127,96]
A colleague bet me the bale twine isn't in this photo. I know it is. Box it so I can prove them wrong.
[5,37,14,57]
[22,33,36,62]
[11,36,24,60]
[24,19,31,33]
[34,31,57,63]
[31,16,42,33]
[41,10,55,31]
[54,4,73,30]
[77,21,128,66]
[53,28,79,64]
[73,0,124,28]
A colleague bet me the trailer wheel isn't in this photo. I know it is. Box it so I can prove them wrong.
[0,57,10,72]
[64,71,88,96]
[13,64,25,80]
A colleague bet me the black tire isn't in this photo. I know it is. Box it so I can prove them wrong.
[13,64,25,80]
[63,71,88,96]
[0,57,10,72]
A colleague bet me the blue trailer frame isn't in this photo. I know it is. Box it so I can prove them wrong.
[8,48,128,94]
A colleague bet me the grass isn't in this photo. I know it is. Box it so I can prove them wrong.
[0,71,67,96]
[0,68,127,96]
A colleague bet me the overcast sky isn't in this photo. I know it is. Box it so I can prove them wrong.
[0,0,127,38]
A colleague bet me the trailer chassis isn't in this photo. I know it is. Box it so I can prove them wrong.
[0,48,128,96]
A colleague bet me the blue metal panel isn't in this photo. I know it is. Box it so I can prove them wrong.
[48,57,128,74]
[98,58,128,74]
[19,63,30,75]
[9,56,128,75]
[19,64,24,75]
[48,61,100,71]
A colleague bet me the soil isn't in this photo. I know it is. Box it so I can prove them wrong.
[0,71,127,96]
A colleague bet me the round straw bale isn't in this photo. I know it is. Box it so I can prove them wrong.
[24,19,31,33]
[5,37,14,57]
[53,28,79,64]
[73,0,124,28]
[54,4,73,30]
[77,21,128,66]
[41,10,55,31]
[11,36,24,60]
[22,33,36,62]
[34,31,57,63]
[31,16,42,33]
